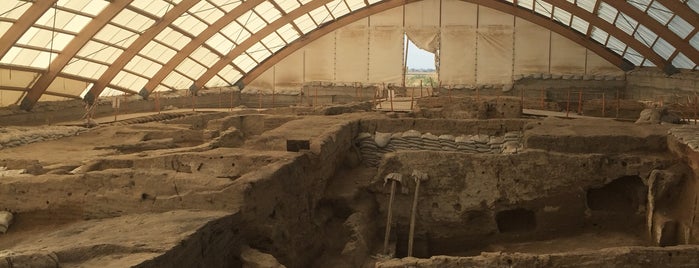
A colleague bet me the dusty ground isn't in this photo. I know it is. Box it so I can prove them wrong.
[0,96,698,267]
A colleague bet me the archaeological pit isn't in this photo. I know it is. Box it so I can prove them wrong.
[1,0,699,267]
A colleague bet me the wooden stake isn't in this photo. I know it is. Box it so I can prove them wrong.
[520,88,524,109]
[616,88,620,119]
[577,90,582,114]
[390,85,394,112]
[191,92,196,112]
[372,87,376,110]
[359,82,363,101]
[218,88,222,108]
[411,86,415,111]
[314,87,318,108]
[258,91,262,109]
[155,91,160,114]
[448,85,452,103]
[566,89,571,118]
[230,90,234,111]
[602,93,606,117]
[420,80,423,98]
[540,88,544,109]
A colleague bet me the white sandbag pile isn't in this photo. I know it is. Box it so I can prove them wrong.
[355,130,524,166]
[0,211,12,234]
[668,126,699,151]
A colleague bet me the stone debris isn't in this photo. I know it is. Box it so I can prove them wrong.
[0,167,26,177]
[240,245,287,268]
[355,130,524,166]
[669,126,699,151]
[0,126,85,149]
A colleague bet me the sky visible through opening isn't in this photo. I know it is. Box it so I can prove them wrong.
[406,37,436,71]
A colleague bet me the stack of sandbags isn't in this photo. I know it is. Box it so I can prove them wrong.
[669,127,699,151]
[402,130,423,149]
[375,132,394,154]
[420,133,441,150]
[389,132,412,151]
[455,135,477,152]
[487,136,504,152]
[439,134,457,151]
[473,134,491,153]
[502,131,523,154]
[356,132,381,167]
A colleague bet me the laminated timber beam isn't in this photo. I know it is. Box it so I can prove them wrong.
[239,0,633,86]
[84,0,200,104]
[0,1,58,61]
[654,0,699,33]
[604,1,699,69]
[19,0,134,111]
[544,0,676,74]
[140,0,267,98]
[191,0,335,92]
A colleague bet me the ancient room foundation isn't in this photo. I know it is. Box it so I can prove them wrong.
[0,94,699,268]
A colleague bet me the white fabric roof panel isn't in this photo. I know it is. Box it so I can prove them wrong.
[0,0,695,108]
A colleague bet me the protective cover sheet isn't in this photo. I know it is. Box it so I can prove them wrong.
[514,18,549,75]
[440,26,477,85]
[336,19,369,83]
[303,32,336,82]
[368,25,403,84]
[550,32,586,74]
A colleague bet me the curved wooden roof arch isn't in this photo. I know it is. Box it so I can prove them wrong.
[0,0,694,110]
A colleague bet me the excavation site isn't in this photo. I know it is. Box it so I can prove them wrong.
[1,87,699,267]
[1,0,699,267]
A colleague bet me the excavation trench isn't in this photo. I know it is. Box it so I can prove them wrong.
[2,114,699,268]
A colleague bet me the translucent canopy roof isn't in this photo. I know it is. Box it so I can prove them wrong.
[0,0,696,110]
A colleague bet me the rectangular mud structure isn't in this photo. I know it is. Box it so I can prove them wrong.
[0,97,699,267]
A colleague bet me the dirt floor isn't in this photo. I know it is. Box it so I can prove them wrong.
[0,96,698,267]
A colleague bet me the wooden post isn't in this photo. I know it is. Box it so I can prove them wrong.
[272,86,276,108]
[420,80,423,98]
[359,82,363,101]
[230,90,234,111]
[615,88,620,119]
[258,91,262,109]
[411,86,415,111]
[314,87,318,108]
[520,88,524,109]
[218,88,222,108]
[540,88,544,109]
[182,90,187,109]
[577,90,582,114]
[602,93,606,117]
[114,96,118,122]
[122,93,127,113]
[566,89,571,118]
[476,87,480,102]
[660,96,664,107]
[389,85,394,112]
[191,91,196,112]
[448,85,452,103]
[372,87,376,110]
[155,91,160,114]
